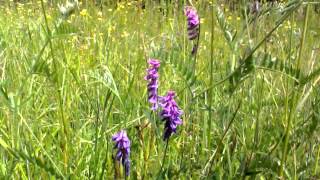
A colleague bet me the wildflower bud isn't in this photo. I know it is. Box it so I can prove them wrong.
[145,59,160,111]
[112,130,131,176]
[184,6,200,40]
[159,91,183,140]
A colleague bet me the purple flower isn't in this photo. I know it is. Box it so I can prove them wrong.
[184,6,200,40]
[159,91,183,140]
[112,130,131,176]
[145,59,160,111]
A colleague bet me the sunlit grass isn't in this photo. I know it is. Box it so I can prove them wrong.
[0,0,319,179]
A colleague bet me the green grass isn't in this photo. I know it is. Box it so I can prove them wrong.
[0,0,319,179]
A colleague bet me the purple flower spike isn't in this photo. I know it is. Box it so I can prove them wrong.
[112,130,131,176]
[184,6,200,40]
[145,59,160,111]
[159,91,183,140]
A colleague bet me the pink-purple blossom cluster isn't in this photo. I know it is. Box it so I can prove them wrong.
[112,6,200,177]
[144,59,183,140]
[159,91,183,140]
[145,59,161,111]
[184,6,200,40]
[112,130,131,176]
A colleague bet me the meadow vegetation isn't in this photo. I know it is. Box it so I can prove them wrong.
[0,0,319,179]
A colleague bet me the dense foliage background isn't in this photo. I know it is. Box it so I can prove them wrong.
[0,0,319,179]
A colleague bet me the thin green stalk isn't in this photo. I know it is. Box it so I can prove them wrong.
[314,145,320,175]
[279,3,310,178]
[158,139,169,179]
[202,102,241,177]
[40,0,70,174]
[99,95,115,180]
[207,0,215,148]
[188,4,201,166]
[296,5,310,73]
[92,99,101,179]
[146,112,157,178]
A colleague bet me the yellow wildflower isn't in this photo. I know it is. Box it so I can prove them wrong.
[80,9,88,16]
[98,11,102,18]
[121,31,129,38]
[200,18,205,24]
[292,22,297,28]
[72,36,78,42]
[203,45,207,50]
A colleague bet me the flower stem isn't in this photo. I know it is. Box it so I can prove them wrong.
[208,0,215,149]
[158,138,169,178]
